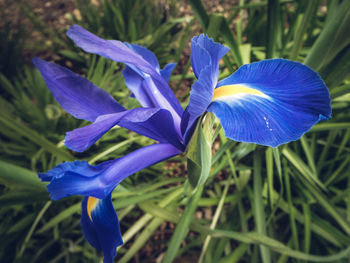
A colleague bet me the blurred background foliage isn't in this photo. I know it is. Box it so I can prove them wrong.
[0,0,350,262]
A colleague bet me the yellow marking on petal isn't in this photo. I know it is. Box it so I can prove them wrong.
[213,84,264,100]
[87,196,99,221]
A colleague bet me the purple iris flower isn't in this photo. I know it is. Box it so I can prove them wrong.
[34,25,331,262]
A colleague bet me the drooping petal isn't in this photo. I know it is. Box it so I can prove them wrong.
[65,108,184,152]
[66,25,183,123]
[66,25,152,75]
[119,108,184,151]
[33,57,125,122]
[208,59,332,147]
[81,195,123,263]
[39,143,181,200]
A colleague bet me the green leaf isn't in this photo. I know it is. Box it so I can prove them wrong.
[319,45,350,88]
[253,151,271,263]
[36,202,81,234]
[0,192,49,206]
[0,160,46,191]
[282,147,326,190]
[162,185,204,263]
[304,1,350,70]
[219,17,243,66]
[0,112,74,161]
[186,113,214,188]
[289,0,319,61]
[266,0,282,58]
[142,201,350,262]
[188,0,210,29]
[310,122,350,132]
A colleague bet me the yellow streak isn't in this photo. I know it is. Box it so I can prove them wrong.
[87,196,99,221]
[213,84,263,100]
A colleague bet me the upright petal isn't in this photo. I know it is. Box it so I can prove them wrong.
[191,34,229,84]
[208,59,332,147]
[33,57,125,122]
[65,108,184,152]
[122,67,154,107]
[121,45,176,105]
[81,195,123,263]
[182,35,229,144]
[160,63,177,83]
[39,143,181,200]
[66,25,183,123]
[182,65,214,145]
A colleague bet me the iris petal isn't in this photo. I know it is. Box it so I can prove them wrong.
[81,194,123,263]
[39,143,181,200]
[122,62,176,108]
[65,108,184,152]
[182,65,214,144]
[182,35,229,143]
[66,25,153,75]
[160,63,177,83]
[191,34,229,83]
[124,43,160,72]
[122,67,153,107]
[67,25,183,122]
[32,57,125,122]
[208,59,332,147]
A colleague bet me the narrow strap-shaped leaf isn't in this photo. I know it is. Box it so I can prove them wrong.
[142,201,350,262]
[162,185,204,263]
[253,151,271,263]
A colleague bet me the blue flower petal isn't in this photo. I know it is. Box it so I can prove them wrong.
[65,108,184,152]
[122,67,157,108]
[121,45,176,106]
[39,143,181,200]
[181,65,214,144]
[119,109,185,151]
[121,72,183,134]
[160,63,177,83]
[66,25,153,76]
[124,43,160,72]
[208,59,332,147]
[33,57,125,122]
[191,34,229,84]
[181,35,229,144]
[81,195,123,263]
[67,25,183,124]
